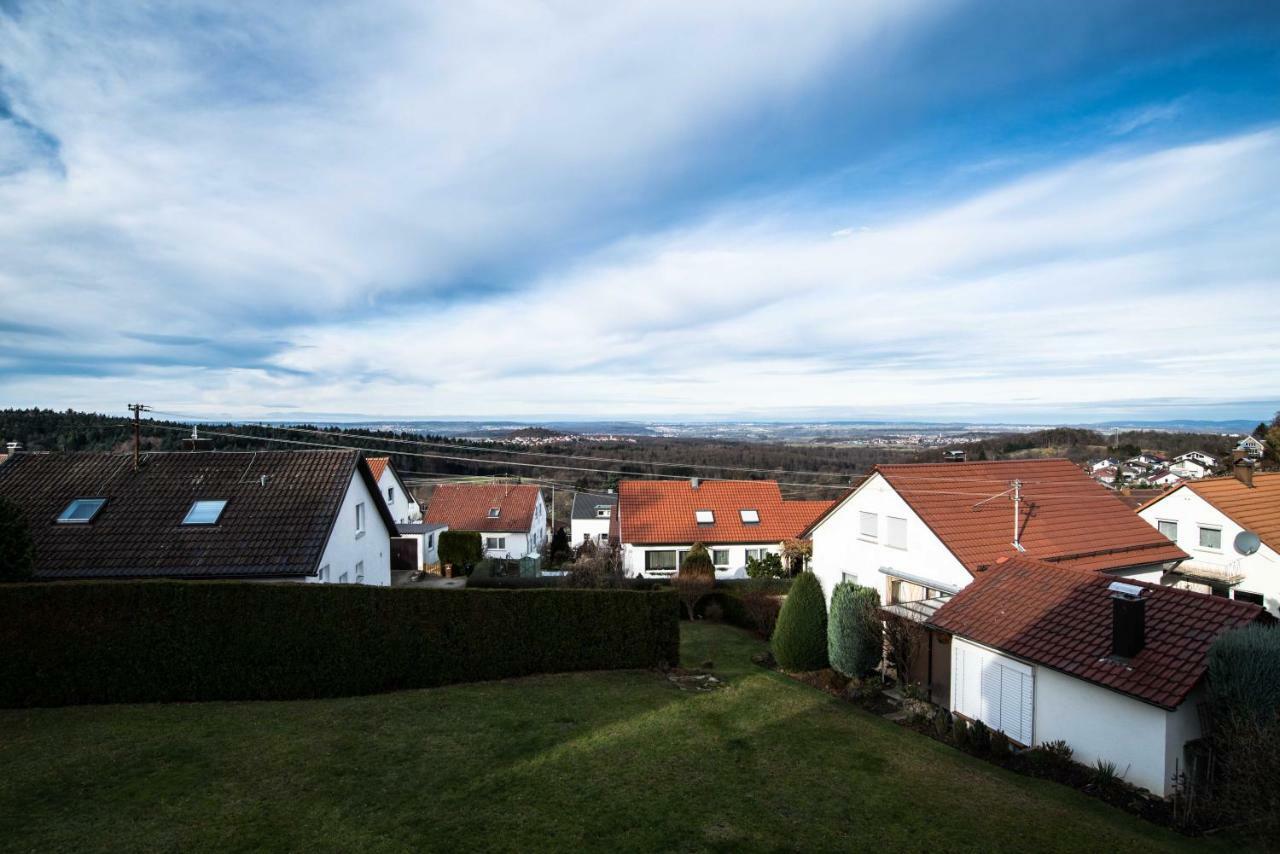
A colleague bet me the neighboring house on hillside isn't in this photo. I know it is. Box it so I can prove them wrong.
[926,557,1265,796]
[0,450,396,585]
[1092,466,1118,486]
[570,491,618,548]
[1127,453,1167,469]
[1169,457,1212,480]
[365,457,422,524]
[1139,468,1184,488]
[804,459,1188,703]
[618,479,831,579]
[1236,435,1266,459]
[1089,458,1119,473]
[1139,463,1280,615]
[1174,451,1217,469]
[424,483,546,559]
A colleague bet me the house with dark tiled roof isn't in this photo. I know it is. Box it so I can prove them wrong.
[926,556,1267,795]
[1139,463,1280,615]
[618,479,832,578]
[424,483,546,559]
[0,450,397,585]
[570,491,618,549]
[365,457,421,524]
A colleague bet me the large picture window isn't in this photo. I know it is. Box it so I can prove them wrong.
[645,551,679,573]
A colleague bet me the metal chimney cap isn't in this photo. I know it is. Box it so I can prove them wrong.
[1108,580,1144,600]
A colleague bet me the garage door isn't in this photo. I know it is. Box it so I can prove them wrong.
[953,640,1033,746]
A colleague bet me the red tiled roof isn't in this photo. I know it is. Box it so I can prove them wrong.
[1145,472,1280,555]
[366,457,389,482]
[618,480,832,545]
[424,483,541,533]
[811,459,1187,575]
[927,556,1266,709]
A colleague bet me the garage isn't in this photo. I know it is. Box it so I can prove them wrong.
[951,638,1034,746]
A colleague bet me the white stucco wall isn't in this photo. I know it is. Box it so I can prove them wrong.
[1139,487,1280,615]
[377,469,421,524]
[572,516,612,546]
[481,491,548,559]
[622,542,782,579]
[809,472,971,604]
[311,469,392,587]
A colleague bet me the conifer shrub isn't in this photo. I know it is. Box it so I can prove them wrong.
[990,729,1012,760]
[771,571,828,671]
[951,717,971,750]
[827,582,881,678]
[970,719,991,754]
[679,543,716,579]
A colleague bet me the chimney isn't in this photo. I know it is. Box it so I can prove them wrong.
[1108,582,1146,659]
[690,477,700,490]
[1234,457,1255,488]
[4,441,20,455]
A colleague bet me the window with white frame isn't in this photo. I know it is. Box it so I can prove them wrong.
[859,511,878,539]
[182,499,228,525]
[598,533,609,544]
[57,498,106,524]
[1157,519,1177,541]
[427,533,434,548]
[886,516,907,550]
[318,564,330,582]
[355,561,364,584]
[338,571,349,583]
[485,536,506,550]
[355,502,366,534]
[645,550,679,573]
[387,487,395,503]
[739,509,760,524]
[842,571,858,586]
[745,547,767,562]
[595,506,611,518]
[695,509,714,525]
[488,507,500,518]
[1199,525,1222,550]
[712,549,730,567]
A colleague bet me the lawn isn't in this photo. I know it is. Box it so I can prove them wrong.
[0,622,1213,853]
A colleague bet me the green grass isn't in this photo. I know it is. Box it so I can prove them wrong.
[0,623,1211,853]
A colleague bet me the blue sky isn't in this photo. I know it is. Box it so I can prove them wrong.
[1,1,1278,423]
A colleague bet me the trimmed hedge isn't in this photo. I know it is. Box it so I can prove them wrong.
[772,571,828,671]
[438,530,483,571]
[828,582,881,678]
[0,581,680,707]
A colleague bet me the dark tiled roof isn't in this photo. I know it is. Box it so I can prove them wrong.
[424,483,541,533]
[571,492,617,519]
[619,479,832,545]
[927,557,1265,710]
[0,450,394,580]
[808,459,1187,574]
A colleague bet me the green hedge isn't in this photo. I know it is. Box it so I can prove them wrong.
[0,582,680,707]
[438,530,483,571]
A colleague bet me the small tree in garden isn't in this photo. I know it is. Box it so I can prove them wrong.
[680,543,715,578]
[547,526,574,567]
[673,543,715,620]
[745,552,785,579]
[0,497,35,582]
[781,538,812,575]
[828,582,882,678]
[771,571,828,671]
[437,530,483,574]
[882,612,920,686]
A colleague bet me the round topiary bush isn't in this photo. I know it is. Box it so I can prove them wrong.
[771,571,829,672]
[828,582,882,678]
[679,543,716,579]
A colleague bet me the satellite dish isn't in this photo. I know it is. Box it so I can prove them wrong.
[1234,531,1261,556]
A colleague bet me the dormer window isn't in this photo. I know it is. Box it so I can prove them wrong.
[695,509,714,525]
[57,498,106,524]
[740,509,760,524]
[183,500,228,525]
[488,507,501,518]
[595,506,611,518]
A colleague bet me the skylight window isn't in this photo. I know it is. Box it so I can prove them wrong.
[739,509,760,524]
[183,500,228,525]
[488,507,501,518]
[57,498,106,524]
[695,509,715,525]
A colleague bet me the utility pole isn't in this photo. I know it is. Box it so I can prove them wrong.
[127,403,151,471]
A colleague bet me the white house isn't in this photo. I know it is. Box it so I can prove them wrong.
[1169,457,1212,480]
[618,479,831,578]
[1138,465,1280,615]
[366,457,422,524]
[1090,458,1119,473]
[0,449,396,586]
[1174,451,1217,469]
[424,482,547,559]
[927,557,1265,796]
[570,491,617,548]
[1235,435,1266,460]
[1138,468,1184,488]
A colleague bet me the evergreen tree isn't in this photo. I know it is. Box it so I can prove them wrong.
[772,571,828,671]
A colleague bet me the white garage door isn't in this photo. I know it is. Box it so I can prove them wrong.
[953,640,1034,746]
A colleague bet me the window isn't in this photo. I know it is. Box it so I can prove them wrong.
[859,511,878,539]
[886,516,907,550]
[1157,520,1177,541]
[745,548,764,562]
[355,561,364,584]
[387,487,395,503]
[740,509,760,524]
[57,498,106,524]
[598,533,609,544]
[695,509,714,525]
[488,507,501,518]
[485,536,506,550]
[1199,525,1222,550]
[182,499,227,525]
[595,506,611,518]
[1234,590,1264,606]
[645,550,679,573]
[427,533,434,548]
[842,571,858,586]
[355,502,366,534]
[338,571,349,584]
[318,564,330,582]
[712,549,730,567]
